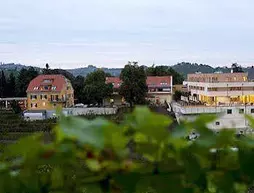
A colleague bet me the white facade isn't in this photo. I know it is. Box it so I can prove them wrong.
[172,77,254,131]
[172,102,253,131]
[184,81,254,98]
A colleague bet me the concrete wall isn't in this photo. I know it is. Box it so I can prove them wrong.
[172,102,253,131]
[64,107,118,116]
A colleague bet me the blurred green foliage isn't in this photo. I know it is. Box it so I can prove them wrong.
[0,106,254,192]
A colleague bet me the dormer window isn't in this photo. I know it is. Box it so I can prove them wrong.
[33,86,39,90]
[43,79,52,83]
[52,86,57,90]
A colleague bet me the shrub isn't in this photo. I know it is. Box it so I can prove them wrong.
[0,107,254,192]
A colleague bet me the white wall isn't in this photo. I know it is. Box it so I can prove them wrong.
[172,102,253,130]
[65,107,118,116]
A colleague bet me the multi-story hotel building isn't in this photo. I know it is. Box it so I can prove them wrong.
[26,75,74,110]
[172,72,254,132]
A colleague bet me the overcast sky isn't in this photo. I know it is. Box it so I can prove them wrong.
[0,0,254,69]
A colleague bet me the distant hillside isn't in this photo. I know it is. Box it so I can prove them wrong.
[171,62,214,76]
[67,65,122,77]
[1,62,254,80]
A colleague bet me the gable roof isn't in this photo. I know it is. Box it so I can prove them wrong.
[26,74,67,93]
[106,76,172,89]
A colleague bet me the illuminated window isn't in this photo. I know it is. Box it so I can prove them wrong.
[243,77,247,81]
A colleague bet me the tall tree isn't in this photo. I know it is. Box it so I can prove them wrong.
[16,67,39,97]
[119,62,148,107]
[83,70,113,105]
[0,70,7,97]
[146,65,184,84]
[231,63,244,73]
[73,75,85,103]
[6,72,16,97]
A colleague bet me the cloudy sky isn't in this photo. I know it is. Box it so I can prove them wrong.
[0,0,254,68]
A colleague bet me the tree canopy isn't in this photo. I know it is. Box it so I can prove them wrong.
[83,70,113,105]
[232,63,244,73]
[73,75,85,103]
[6,72,16,97]
[119,62,148,107]
[16,67,39,97]
[0,70,7,97]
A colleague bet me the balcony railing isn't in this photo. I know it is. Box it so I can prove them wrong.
[50,98,67,103]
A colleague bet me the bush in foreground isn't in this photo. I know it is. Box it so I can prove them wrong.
[0,107,254,192]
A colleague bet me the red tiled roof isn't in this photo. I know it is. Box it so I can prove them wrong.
[106,76,172,89]
[106,77,122,89]
[26,74,67,93]
[146,76,172,88]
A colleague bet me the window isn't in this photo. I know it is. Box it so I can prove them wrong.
[227,109,232,114]
[216,122,220,126]
[52,86,57,90]
[31,103,37,108]
[33,86,39,90]
[239,109,244,114]
[41,95,47,100]
[43,79,52,83]
[44,86,49,90]
[30,95,37,100]
[251,109,254,114]
[42,102,46,106]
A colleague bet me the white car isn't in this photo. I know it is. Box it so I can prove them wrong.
[74,103,87,108]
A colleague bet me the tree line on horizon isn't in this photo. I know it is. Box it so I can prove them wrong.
[0,62,184,107]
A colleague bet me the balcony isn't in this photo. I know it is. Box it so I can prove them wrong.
[50,98,67,103]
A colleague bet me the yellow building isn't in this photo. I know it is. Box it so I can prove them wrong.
[26,74,74,110]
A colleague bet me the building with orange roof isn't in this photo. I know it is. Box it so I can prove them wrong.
[105,76,173,105]
[26,74,74,110]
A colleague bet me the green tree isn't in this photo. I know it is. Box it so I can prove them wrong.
[1,107,254,192]
[16,67,39,97]
[73,75,85,103]
[232,63,244,73]
[83,70,113,105]
[10,100,22,114]
[174,90,182,101]
[6,72,16,97]
[0,70,7,97]
[119,62,148,107]
[147,65,184,84]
